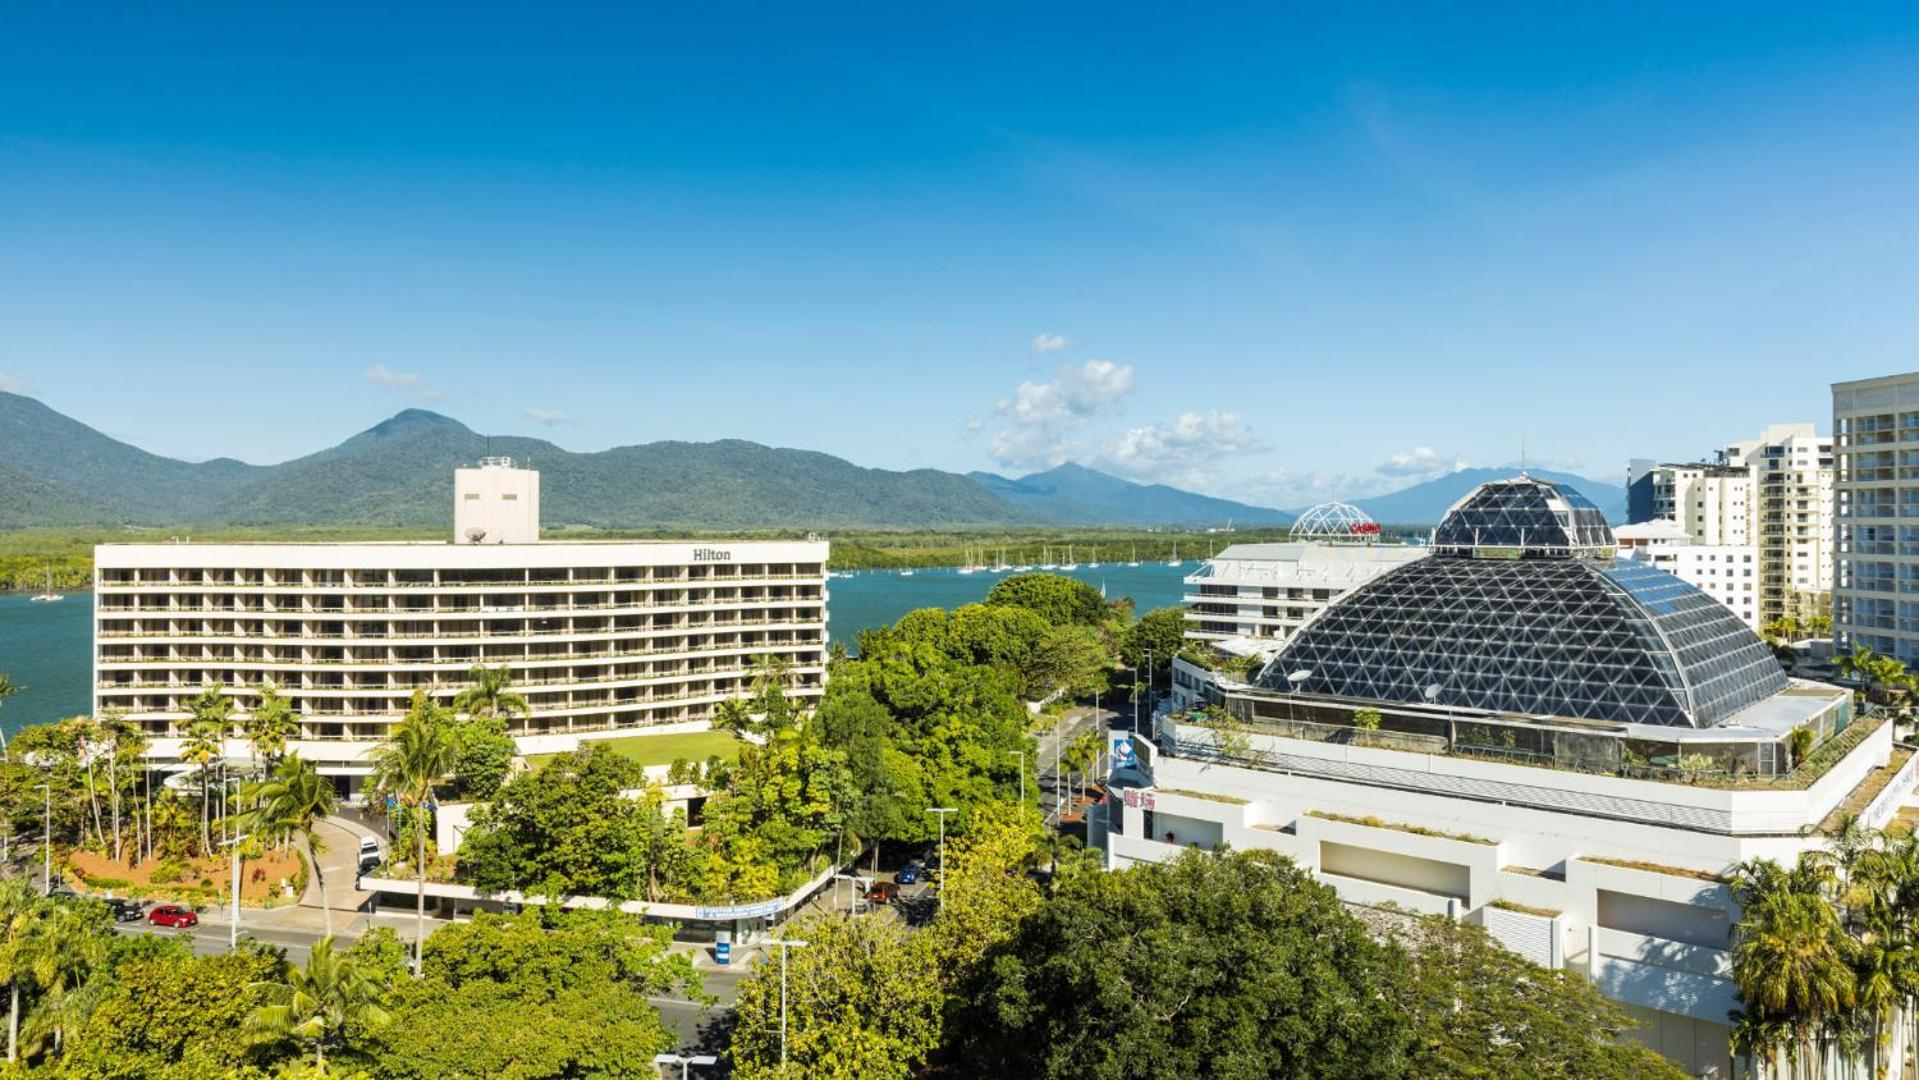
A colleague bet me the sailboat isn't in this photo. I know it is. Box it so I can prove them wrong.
[30,568,64,603]
[899,565,915,577]
[1059,544,1079,572]
[1165,542,1181,568]
[957,546,976,575]
[1039,545,1058,571]
[992,547,1011,573]
[1086,546,1101,569]
[1126,544,1140,568]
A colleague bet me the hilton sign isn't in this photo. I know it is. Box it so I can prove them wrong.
[692,547,733,562]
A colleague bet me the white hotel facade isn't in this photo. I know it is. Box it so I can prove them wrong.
[93,460,828,791]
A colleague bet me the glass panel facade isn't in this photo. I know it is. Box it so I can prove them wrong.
[1259,475,1788,729]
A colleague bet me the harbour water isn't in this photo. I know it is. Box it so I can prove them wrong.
[0,562,1194,735]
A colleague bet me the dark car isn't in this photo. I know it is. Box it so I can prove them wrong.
[148,905,198,929]
[103,898,145,923]
[895,863,924,885]
[865,881,900,905]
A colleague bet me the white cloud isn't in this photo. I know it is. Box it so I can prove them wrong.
[0,372,28,394]
[1097,410,1261,489]
[1376,446,1468,479]
[365,363,424,390]
[987,359,1135,469]
[522,408,572,426]
[1031,332,1069,354]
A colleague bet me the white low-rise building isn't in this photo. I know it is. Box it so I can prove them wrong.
[93,460,828,793]
[1182,502,1423,644]
[1615,519,1761,630]
[1101,476,1897,1078]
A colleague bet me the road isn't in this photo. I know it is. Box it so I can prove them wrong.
[1034,701,1117,825]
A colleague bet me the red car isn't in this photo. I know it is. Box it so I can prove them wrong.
[148,905,198,929]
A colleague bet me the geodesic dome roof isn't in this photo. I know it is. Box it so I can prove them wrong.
[1431,475,1614,558]
[1257,476,1786,729]
[1289,501,1381,543]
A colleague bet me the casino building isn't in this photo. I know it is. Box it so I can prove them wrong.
[92,459,829,792]
[1100,476,1902,1078]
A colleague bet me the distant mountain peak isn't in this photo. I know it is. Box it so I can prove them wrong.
[356,409,472,441]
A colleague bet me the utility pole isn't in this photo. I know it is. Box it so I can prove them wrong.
[765,938,810,1074]
[1010,751,1026,805]
[925,807,957,905]
[38,782,52,896]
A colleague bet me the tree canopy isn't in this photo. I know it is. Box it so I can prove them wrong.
[985,572,1108,627]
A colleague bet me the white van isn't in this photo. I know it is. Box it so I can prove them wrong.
[357,835,382,872]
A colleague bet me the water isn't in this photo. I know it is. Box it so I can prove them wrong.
[0,562,1196,736]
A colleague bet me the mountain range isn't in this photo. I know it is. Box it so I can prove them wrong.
[1348,467,1628,525]
[0,392,1624,530]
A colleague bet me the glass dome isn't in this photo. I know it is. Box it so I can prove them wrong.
[1288,501,1382,544]
[1257,476,1785,729]
[1430,475,1615,559]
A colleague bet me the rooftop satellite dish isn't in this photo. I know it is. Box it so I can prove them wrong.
[465,526,488,544]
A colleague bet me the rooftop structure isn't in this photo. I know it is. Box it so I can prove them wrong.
[1261,476,1785,729]
[1287,500,1381,544]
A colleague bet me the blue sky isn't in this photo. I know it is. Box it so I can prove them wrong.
[3,4,1918,507]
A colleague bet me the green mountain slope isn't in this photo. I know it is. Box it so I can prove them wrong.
[969,463,1292,526]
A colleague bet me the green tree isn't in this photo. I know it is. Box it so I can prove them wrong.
[0,876,42,1063]
[1732,888,1856,1074]
[183,683,235,856]
[243,682,299,773]
[62,945,281,1080]
[368,692,457,977]
[1029,623,1110,701]
[246,937,393,1070]
[1118,605,1187,676]
[953,849,1409,1079]
[359,908,691,1079]
[695,727,851,901]
[16,896,113,1061]
[1387,915,1684,1078]
[727,914,943,1080]
[459,744,670,901]
[247,753,340,936]
[447,714,514,802]
[986,572,1107,627]
[451,665,529,726]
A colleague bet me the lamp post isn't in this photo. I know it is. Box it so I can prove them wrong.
[222,833,252,950]
[651,1053,718,1080]
[765,938,810,1074]
[1009,751,1026,805]
[924,807,956,905]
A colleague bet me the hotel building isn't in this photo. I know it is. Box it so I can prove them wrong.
[1626,422,1834,626]
[1102,476,1901,1078]
[1834,372,1919,668]
[93,460,829,790]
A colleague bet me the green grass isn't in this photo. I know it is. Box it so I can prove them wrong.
[528,729,743,769]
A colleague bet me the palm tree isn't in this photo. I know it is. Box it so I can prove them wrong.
[245,937,391,1068]
[368,691,456,977]
[150,792,191,860]
[17,898,109,1059]
[711,697,753,736]
[243,683,298,774]
[247,754,339,936]
[184,684,234,855]
[0,877,42,1063]
[452,665,528,725]
[1733,889,1857,1076]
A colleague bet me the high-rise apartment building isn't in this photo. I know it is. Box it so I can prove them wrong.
[1613,520,1760,630]
[1626,422,1833,626]
[93,460,829,794]
[1833,373,1919,666]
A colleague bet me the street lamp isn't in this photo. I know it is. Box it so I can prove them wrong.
[924,807,957,905]
[652,1052,718,1079]
[36,782,51,897]
[1009,751,1027,805]
[764,937,811,1074]
[222,833,252,950]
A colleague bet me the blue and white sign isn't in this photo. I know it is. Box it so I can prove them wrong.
[1111,737,1137,769]
[715,941,731,965]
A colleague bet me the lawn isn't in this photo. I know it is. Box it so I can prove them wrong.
[529,729,743,769]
